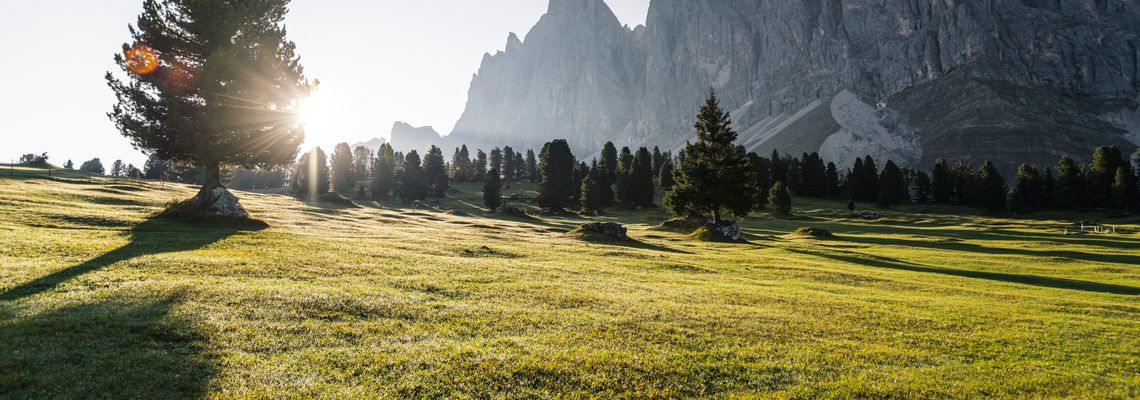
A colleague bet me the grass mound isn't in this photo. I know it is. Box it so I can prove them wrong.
[790,227,835,239]
[654,217,704,232]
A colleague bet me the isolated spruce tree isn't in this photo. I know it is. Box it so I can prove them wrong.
[977,161,1007,211]
[525,149,538,183]
[290,147,329,199]
[825,162,841,199]
[353,146,372,182]
[931,158,952,204]
[536,139,576,212]
[483,167,502,212]
[395,151,427,202]
[370,143,396,200]
[665,91,755,223]
[330,143,356,193]
[1055,156,1083,209]
[878,160,907,207]
[581,162,607,215]
[912,170,932,204]
[423,146,449,198]
[107,0,311,209]
[1112,167,1137,210]
[474,149,488,181]
[769,181,792,216]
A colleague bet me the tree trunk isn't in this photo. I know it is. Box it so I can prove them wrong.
[197,161,223,198]
[713,208,722,225]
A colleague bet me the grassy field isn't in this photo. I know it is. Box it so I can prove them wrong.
[1,165,1139,399]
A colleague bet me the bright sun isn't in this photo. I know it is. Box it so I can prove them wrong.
[297,92,337,146]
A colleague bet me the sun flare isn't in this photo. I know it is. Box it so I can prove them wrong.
[297,92,338,146]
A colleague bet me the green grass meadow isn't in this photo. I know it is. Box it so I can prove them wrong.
[1,166,1138,399]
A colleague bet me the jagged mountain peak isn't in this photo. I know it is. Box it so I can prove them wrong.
[505,32,523,53]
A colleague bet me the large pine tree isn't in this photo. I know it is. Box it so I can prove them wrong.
[424,146,449,198]
[370,143,396,200]
[483,167,502,212]
[536,140,577,212]
[628,147,656,208]
[977,161,1007,212]
[395,151,427,202]
[665,92,755,223]
[290,147,329,199]
[330,143,356,193]
[107,0,312,211]
[877,160,907,207]
[1055,156,1083,209]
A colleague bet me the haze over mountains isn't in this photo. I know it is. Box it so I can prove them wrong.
[392,0,1140,173]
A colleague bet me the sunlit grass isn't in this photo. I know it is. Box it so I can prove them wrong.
[1,168,1138,398]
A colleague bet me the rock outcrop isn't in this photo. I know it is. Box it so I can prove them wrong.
[390,122,442,153]
[403,0,1140,172]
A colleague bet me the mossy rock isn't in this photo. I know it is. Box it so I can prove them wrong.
[655,217,704,232]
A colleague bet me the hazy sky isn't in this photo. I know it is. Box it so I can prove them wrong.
[0,0,651,168]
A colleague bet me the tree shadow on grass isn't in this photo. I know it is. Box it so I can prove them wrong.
[839,234,1140,267]
[0,217,265,302]
[0,291,215,398]
[786,248,1140,295]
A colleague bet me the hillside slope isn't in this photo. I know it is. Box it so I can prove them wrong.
[1,172,1139,398]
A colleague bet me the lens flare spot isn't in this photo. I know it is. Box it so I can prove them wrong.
[125,45,159,75]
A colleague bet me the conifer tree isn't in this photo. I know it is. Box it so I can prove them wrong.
[353,146,372,182]
[423,145,449,198]
[1007,187,1024,215]
[769,181,792,216]
[111,160,127,177]
[449,146,470,183]
[659,158,675,189]
[502,146,517,181]
[580,162,607,215]
[1112,167,1137,210]
[395,151,427,202]
[489,148,503,180]
[1041,167,1056,209]
[514,151,525,181]
[912,170,932,204]
[860,156,879,203]
[1089,146,1128,208]
[748,153,771,209]
[600,142,618,187]
[977,161,1007,211]
[931,159,952,204]
[770,149,786,184]
[107,0,311,207]
[64,160,74,170]
[1016,164,1043,212]
[616,147,635,205]
[525,149,538,183]
[665,92,756,223]
[483,167,502,212]
[629,147,656,208]
[290,147,329,199]
[652,146,665,178]
[80,158,106,175]
[143,155,170,179]
[474,149,488,181]
[825,162,841,199]
[877,160,907,207]
[536,139,576,212]
[1055,156,1083,209]
[370,143,396,200]
[330,143,356,193]
[951,161,977,206]
[572,161,589,206]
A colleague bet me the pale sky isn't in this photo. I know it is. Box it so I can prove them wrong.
[0,0,651,168]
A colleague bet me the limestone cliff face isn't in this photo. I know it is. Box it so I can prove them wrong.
[410,0,1140,171]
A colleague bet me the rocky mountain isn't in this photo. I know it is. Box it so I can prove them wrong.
[351,137,387,153]
[399,0,1140,173]
[390,122,442,153]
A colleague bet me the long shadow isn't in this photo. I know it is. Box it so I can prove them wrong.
[837,219,1140,251]
[0,217,264,302]
[840,234,1140,266]
[0,292,216,397]
[786,248,1140,295]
